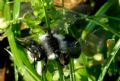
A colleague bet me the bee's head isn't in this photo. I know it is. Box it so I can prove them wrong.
[64,34,81,58]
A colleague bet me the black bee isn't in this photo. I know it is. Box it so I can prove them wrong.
[39,32,81,65]
[18,31,81,61]
[16,37,47,62]
[27,40,47,62]
[16,31,81,74]
[39,32,69,66]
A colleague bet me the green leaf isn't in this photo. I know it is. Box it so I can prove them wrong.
[81,0,117,40]
[4,2,11,20]
[98,39,120,81]
[13,0,20,19]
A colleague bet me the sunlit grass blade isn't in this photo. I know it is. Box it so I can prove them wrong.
[40,0,51,31]
[87,18,120,37]
[87,16,120,21]
[0,0,4,17]
[98,39,120,81]
[117,77,120,81]
[57,61,65,81]
[7,26,23,66]
[69,58,76,81]
[7,26,42,81]
[24,66,42,81]
[6,0,41,78]
[13,0,20,19]
[81,0,117,40]
[4,2,11,20]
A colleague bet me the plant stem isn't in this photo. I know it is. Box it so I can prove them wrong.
[57,61,64,81]
[13,0,20,19]
[87,18,120,38]
[97,39,120,81]
[61,0,65,15]
[117,77,120,81]
[69,58,75,81]
[42,71,47,81]
[41,0,51,32]
[81,0,116,40]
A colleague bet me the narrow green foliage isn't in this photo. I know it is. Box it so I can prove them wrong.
[40,0,51,31]
[4,2,11,20]
[87,18,120,37]
[7,26,23,66]
[98,39,120,81]
[13,0,20,19]
[69,59,75,81]
[81,0,117,40]
[57,61,65,81]
[7,26,41,81]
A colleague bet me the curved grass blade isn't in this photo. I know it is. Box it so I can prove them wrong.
[87,18,120,38]
[13,0,20,19]
[7,26,42,81]
[98,39,120,81]
[81,0,117,40]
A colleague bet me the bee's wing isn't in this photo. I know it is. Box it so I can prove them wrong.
[80,30,105,56]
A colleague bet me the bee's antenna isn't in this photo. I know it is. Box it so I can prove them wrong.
[33,57,36,69]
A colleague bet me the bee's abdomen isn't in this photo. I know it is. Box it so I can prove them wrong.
[46,35,60,54]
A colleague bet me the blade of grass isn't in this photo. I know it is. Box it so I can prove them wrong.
[97,39,120,81]
[7,25,23,66]
[69,58,76,81]
[24,66,42,81]
[0,0,4,17]
[40,0,51,32]
[88,15,120,21]
[117,77,120,81]
[57,61,65,81]
[81,0,117,40]
[4,2,11,20]
[7,26,42,81]
[13,0,20,19]
[42,72,47,81]
[87,18,120,37]
[61,0,65,15]
[6,0,42,80]
[4,1,18,81]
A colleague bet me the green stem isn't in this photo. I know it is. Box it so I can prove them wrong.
[69,58,75,81]
[7,26,22,66]
[97,39,120,81]
[87,19,120,38]
[117,77,120,81]
[13,0,20,19]
[87,16,120,21]
[41,0,51,32]
[42,72,47,81]
[61,0,65,15]
[24,66,42,81]
[81,0,116,40]
[57,61,64,81]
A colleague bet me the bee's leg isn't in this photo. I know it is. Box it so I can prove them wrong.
[59,52,70,67]
[42,55,48,74]
[36,56,47,75]
[41,56,48,81]
[33,58,36,69]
